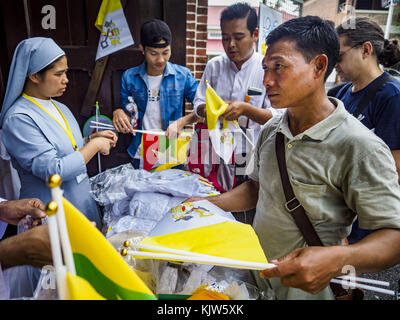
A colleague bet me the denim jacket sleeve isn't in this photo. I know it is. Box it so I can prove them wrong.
[120,71,131,111]
[184,70,199,104]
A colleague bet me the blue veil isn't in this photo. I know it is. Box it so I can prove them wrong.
[0,37,65,128]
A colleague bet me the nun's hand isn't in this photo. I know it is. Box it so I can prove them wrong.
[92,130,118,147]
[95,137,115,156]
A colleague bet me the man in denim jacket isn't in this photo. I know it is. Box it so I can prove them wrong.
[113,19,199,168]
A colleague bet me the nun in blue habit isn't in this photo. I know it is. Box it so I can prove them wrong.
[0,38,117,297]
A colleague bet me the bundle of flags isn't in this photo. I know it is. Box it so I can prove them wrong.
[129,200,272,270]
[141,133,191,172]
[45,175,156,300]
[95,0,134,60]
[205,82,238,163]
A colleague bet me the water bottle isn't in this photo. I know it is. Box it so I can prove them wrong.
[125,96,139,134]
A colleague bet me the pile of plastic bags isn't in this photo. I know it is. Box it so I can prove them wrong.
[90,164,219,237]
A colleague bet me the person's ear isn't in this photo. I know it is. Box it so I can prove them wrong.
[313,54,328,79]
[361,41,373,58]
[28,73,41,84]
[139,44,145,55]
[252,27,259,43]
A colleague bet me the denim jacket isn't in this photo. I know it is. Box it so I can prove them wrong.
[120,61,198,158]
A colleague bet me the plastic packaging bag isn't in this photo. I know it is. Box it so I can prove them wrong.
[90,166,219,237]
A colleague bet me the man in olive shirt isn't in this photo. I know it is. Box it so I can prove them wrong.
[188,16,400,299]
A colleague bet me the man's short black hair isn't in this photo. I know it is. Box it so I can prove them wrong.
[220,2,258,36]
[266,16,340,81]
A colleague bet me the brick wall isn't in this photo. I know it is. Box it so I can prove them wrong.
[185,0,208,119]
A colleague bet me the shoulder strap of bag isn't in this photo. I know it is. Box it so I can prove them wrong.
[275,132,323,246]
[275,132,348,297]
[353,75,394,118]
[327,82,348,100]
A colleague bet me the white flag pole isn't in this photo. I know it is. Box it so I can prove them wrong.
[124,243,395,295]
[45,201,67,300]
[123,248,275,270]
[47,175,76,276]
[95,102,102,173]
[131,129,166,136]
[129,242,270,264]
[330,279,395,296]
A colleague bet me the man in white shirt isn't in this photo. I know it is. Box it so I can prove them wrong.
[192,3,279,219]
[194,3,278,143]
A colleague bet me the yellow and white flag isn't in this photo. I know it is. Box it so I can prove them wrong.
[206,83,237,163]
[95,0,134,60]
[139,200,270,269]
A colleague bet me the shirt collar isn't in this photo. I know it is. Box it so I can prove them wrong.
[135,61,175,78]
[228,49,256,72]
[279,98,348,141]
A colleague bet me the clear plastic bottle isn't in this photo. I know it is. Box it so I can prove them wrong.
[125,96,139,134]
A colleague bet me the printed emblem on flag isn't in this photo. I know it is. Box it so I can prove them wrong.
[95,0,134,60]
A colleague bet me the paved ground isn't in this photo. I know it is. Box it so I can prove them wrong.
[358,264,400,300]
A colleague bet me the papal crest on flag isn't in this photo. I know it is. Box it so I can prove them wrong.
[205,82,238,164]
[95,0,134,60]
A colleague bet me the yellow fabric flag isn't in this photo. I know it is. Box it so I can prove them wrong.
[63,198,156,300]
[205,84,229,131]
[140,200,269,267]
[66,273,105,300]
[95,0,122,31]
[205,83,237,163]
